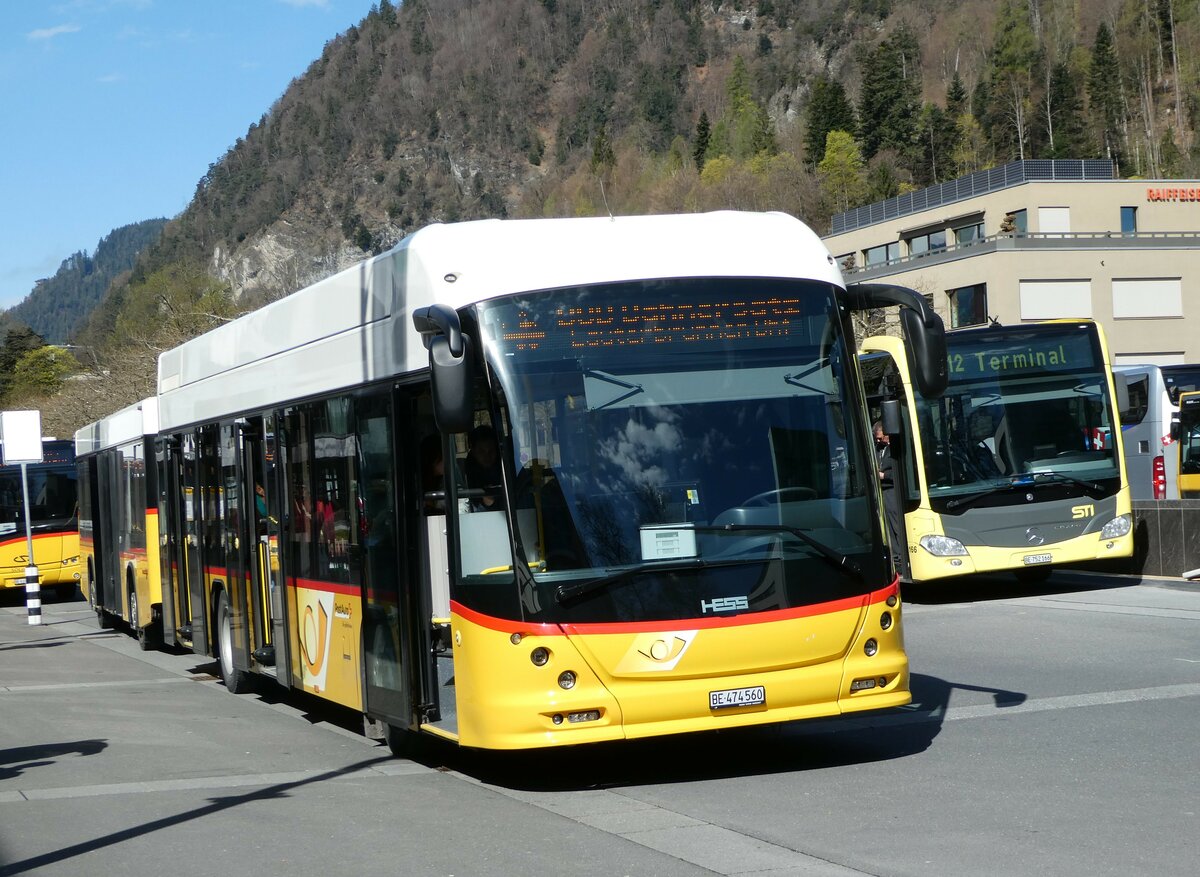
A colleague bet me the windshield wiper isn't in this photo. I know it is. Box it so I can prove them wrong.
[1025,470,1107,494]
[693,524,865,583]
[555,557,741,604]
[945,471,1107,512]
[945,481,1021,511]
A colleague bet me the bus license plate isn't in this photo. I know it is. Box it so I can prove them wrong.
[709,685,766,710]
[1023,553,1052,565]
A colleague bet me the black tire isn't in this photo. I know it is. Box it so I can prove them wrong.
[131,589,152,651]
[384,723,415,758]
[216,590,251,693]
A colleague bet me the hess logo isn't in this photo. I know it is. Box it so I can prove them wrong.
[701,595,749,614]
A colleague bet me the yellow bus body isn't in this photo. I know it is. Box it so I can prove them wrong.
[438,586,905,750]
[0,531,81,590]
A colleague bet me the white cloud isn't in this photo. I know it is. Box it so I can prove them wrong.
[97,72,126,83]
[27,23,82,41]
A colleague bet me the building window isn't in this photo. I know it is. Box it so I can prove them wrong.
[949,284,988,328]
[1001,209,1028,235]
[954,221,985,246]
[864,242,900,267]
[907,229,947,257]
[1120,206,1138,235]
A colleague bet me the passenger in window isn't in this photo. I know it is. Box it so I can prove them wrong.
[421,434,449,514]
[463,424,504,510]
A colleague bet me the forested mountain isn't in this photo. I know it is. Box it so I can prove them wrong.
[5,219,166,344]
[26,0,1200,434]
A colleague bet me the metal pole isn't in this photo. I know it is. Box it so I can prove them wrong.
[21,461,41,625]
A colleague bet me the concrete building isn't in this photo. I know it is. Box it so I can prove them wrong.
[823,159,1200,365]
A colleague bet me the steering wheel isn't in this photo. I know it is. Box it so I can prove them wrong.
[740,487,818,506]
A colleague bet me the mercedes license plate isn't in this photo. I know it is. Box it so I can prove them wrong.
[709,685,766,710]
[1023,553,1052,565]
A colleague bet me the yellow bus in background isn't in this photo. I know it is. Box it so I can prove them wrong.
[860,320,1132,583]
[75,398,162,649]
[0,439,80,599]
[1174,391,1200,498]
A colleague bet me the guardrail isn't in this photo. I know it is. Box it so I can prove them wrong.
[830,159,1116,234]
[840,231,1200,280]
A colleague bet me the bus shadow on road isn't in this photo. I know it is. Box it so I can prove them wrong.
[903,570,1140,605]
[0,739,107,782]
[411,671,1027,792]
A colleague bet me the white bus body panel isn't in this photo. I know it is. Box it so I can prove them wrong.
[156,212,841,431]
[74,397,160,457]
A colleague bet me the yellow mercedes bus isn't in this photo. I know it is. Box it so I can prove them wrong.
[137,213,945,752]
[860,320,1132,583]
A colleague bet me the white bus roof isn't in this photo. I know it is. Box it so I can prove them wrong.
[74,397,159,456]
[157,211,840,432]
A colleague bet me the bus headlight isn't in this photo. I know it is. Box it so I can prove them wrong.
[1101,514,1132,539]
[919,535,968,556]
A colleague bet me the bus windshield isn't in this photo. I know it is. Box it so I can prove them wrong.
[0,463,78,536]
[917,323,1120,508]
[1179,396,1200,476]
[475,277,887,624]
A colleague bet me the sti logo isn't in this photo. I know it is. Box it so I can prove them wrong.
[701,596,749,614]
[1071,504,1096,519]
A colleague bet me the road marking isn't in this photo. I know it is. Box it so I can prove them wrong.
[0,760,430,803]
[0,677,201,694]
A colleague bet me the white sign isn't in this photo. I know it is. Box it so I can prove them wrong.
[0,411,43,464]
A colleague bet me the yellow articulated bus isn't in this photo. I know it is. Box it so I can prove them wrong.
[0,438,80,599]
[139,213,945,753]
[1174,391,1200,498]
[860,320,1133,583]
[75,398,162,649]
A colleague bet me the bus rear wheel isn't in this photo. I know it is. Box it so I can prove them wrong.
[130,590,152,652]
[216,590,251,694]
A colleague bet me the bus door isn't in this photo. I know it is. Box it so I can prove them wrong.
[219,422,252,675]
[98,451,122,614]
[358,390,413,727]
[239,414,289,679]
[173,433,206,651]
[157,440,178,644]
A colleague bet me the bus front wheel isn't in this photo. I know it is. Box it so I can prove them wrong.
[216,590,251,694]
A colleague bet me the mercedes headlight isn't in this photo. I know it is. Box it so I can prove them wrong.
[919,534,969,557]
[1101,514,1132,539]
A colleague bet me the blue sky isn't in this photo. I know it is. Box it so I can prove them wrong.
[0,0,377,310]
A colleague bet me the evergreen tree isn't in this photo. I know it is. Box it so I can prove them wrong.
[693,111,711,171]
[1088,22,1123,163]
[804,77,857,167]
[989,0,1039,160]
[858,29,921,161]
[946,71,967,120]
[0,327,46,403]
[1045,61,1090,158]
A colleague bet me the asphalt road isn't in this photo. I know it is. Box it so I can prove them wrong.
[2,571,1197,877]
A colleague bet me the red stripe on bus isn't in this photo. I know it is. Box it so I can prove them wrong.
[450,577,900,636]
[285,577,360,596]
[0,532,73,549]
